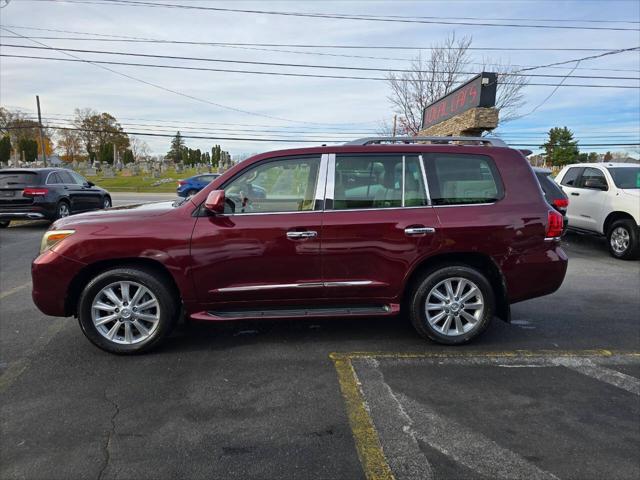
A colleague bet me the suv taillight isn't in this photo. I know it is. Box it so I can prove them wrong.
[546,210,564,238]
[23,188,49,197]
[553,198,569,209]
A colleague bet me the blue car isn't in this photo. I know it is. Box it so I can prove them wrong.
[176,173,221,197]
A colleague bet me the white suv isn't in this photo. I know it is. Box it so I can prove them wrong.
[556,163,640,259]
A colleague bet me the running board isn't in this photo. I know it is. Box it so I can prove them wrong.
[191,304,399,321]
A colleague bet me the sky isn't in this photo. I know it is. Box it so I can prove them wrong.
[1,0,639,158]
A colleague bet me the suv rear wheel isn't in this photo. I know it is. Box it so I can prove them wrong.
[409,265,494,345]
[77,267,178,354]
[607,219,639,260]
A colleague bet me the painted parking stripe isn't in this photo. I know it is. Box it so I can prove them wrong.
[554,358,640,395]
[355,358,434,480]
[331,351,640,480]
[0,281,31,300]
[354,358,559,480]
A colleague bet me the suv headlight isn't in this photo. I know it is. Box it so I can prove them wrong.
[40,230,75,254]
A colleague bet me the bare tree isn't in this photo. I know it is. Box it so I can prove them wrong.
[130,136,151,162]
[386,32,528,135]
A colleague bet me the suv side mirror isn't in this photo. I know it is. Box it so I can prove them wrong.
[584,178,607,190]
[86,181,95,187]
[204,190,225,214]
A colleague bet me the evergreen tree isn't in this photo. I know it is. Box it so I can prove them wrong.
[122,149,135,164]
[18,138,38,162]
[540,127,579,167]
[588,152,600,162]
[98,143,114,164]
[0,136,11,163]
[167,131,186,162]
[604,151,613,162]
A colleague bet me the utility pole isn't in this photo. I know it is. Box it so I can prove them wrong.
[36,95,47,167]
[392,114,397,137]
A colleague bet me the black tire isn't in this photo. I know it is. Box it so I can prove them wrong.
[186,189,198,197]
[54,200,71,220]
[102,196,112,209]
[77,267,178,354]
[0,220,9,228]
[409,265,495,345]
[607,219,639,260]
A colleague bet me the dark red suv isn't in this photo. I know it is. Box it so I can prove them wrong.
[31,137,567,354]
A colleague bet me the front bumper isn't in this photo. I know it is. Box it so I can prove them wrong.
[32,249,86,317]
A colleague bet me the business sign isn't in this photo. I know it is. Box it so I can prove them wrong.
[421,73,497,129]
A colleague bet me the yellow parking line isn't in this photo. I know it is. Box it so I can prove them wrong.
[330,353,395,480]
[330,349,640,480]
[330,349,639,361]
[0,281,32,300]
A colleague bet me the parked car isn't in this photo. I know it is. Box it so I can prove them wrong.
[533,167,569,233]
[556,163,640,259]
[176,173,221,197]
[0,168,112,227]
[31,137,567,354]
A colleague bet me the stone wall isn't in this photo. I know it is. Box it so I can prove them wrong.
[418,107,499,137]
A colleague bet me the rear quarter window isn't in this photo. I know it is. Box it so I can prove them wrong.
[423,154,504,206]
[0,171,41,187]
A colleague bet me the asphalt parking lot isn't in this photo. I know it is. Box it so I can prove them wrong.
[1,193,639,480]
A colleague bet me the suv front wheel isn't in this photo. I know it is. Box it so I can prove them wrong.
[77,267,178,354]
[409,265,494,345]
[607,219,639,260]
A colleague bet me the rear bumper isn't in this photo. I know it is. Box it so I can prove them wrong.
[32,249,86,317]
[504,242,568,304]
[0,203,56,221]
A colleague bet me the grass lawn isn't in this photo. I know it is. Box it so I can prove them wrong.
[88,168,202,192]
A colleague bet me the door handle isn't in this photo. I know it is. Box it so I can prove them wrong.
[571,192,580,196]
[404,226,436,236]
[286,231,318,240]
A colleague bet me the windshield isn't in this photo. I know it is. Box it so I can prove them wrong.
[607,167,640,189]
[0,171,39,187]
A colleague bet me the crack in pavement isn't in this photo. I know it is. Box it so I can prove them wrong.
[98,391,120,480]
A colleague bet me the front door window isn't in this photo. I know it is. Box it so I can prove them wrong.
[224,156,320,214]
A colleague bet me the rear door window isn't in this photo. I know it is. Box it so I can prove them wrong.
[332,154,428,210]
[560,167,582,187]
[47,172,63,184]
[58,171,75,184]
[423,153,503,206]
[0,171,40,187]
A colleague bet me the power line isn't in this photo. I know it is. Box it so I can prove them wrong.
[1,25,630,52]
[3,43,639,80]
[5,124,640,147]
[4,35,640,74]
[30,0,640,32]
[0,27,374,127]
[29,0,640,24]
[4,53,640,88]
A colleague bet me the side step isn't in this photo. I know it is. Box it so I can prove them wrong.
[197,304,398,321]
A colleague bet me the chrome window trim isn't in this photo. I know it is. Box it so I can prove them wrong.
[323,205,434,213]
[217,210,323,217]
[433,202,496,208]
[401,155,406,207]
[325,153,336,209]
[418,154,432,205]
[314,153,329,210]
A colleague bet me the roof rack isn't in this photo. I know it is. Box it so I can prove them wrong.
[345,136,507,148]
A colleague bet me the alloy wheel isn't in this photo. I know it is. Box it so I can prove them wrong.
[58,203,70,218]
[91,281,161,345]
[425,277,485,336]
[610,227,630,254]
[104,197,111,208]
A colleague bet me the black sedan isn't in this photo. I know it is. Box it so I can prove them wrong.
[0,168,112,227]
